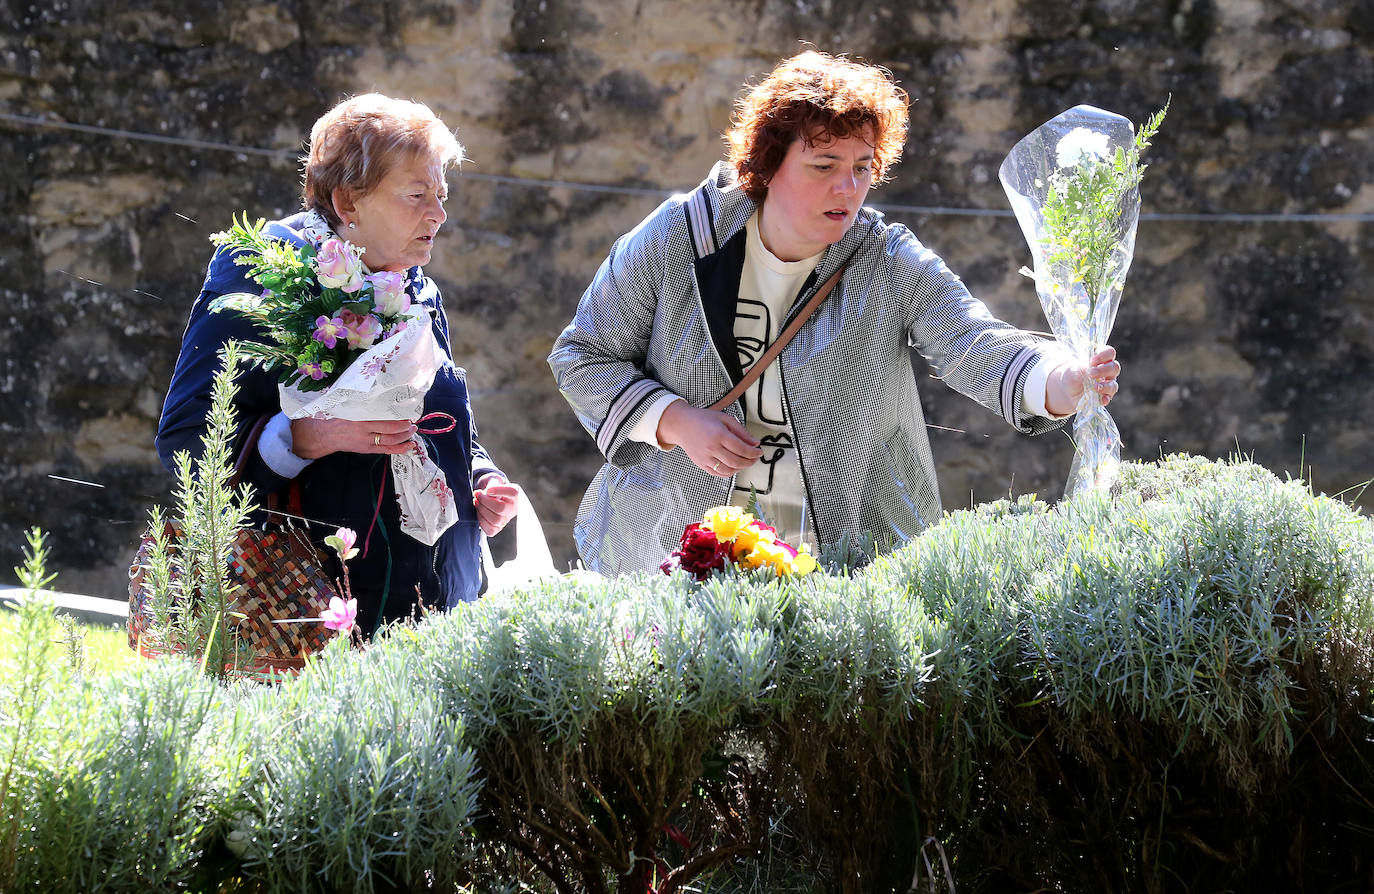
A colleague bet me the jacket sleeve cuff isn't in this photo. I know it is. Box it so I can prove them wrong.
[596,379,672,458]
[258,412,313,479]
[624,394,685,449]
[1019,347,1075,420]
[471,463,504,490]
[1000,345,1068,436]
[1000,346,1040,428]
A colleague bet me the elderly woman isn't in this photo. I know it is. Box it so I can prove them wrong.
[158,93,519,634]
[549,51,1120,576]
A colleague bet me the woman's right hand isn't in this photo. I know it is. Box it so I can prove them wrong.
[656,401,763,478]
[290,417,418,460]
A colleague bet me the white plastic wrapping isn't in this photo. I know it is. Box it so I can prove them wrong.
[1000,104,1143,496]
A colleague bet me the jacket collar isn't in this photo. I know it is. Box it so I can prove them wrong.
[696,161,883,289]
[696,162,756,252]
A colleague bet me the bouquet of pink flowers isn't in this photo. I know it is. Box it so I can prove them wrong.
[211,214,457,545]
[210,215,419,392]
[661,506,817,581]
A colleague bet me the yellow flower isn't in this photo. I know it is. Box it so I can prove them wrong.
[741,539,791,575]
[729,521,776,560]
[791,547,817,575]
[702,505,754,541]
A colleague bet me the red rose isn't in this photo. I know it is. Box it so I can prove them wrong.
[671,522,731,581]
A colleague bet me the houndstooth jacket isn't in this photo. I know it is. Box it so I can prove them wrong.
[549,162,1065,575]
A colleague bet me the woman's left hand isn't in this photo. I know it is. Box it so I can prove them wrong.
[1046,346,1121,417]
[474,473,521,537]
[291,417,417,459]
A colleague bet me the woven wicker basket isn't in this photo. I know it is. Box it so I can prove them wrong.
[128,519,338,675]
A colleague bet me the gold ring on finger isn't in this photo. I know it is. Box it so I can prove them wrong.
[374,433,381,447]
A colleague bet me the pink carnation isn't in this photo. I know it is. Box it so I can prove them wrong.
[341,310,383,349]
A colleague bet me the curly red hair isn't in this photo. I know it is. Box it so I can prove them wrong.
[725,51,910,203]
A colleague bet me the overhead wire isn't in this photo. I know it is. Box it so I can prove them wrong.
[5,112,1371,223]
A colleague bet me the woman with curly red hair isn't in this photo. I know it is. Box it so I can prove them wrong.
[550,51,1120,575]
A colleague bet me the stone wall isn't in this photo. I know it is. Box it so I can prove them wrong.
[2,0,1370,596]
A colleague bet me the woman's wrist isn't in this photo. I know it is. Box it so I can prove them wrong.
[655,399,689,449]
[263,413,314,476]
[1044,361,1081,417]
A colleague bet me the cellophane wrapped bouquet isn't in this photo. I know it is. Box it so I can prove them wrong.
[999,103,1166,496]
[211,215,457,544]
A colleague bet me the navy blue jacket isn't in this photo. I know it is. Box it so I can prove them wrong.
[157,213,499,632]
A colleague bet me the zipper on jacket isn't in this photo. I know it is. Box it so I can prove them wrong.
[775,360,822,550]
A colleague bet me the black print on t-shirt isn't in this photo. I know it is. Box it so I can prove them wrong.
[735,298,787,426]
[733,432,793,496]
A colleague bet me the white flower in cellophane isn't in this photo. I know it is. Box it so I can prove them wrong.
[1056,127,1111,169]
[1000,103,1166,498]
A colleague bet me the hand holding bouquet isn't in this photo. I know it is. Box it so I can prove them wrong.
[211,215,458,545]
[661,506,817,581]
[999,103,1166,496]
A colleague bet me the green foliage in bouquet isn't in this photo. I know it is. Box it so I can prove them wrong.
[1039,102,1168,324]
[212,215,333,386]
[211,214,415,392]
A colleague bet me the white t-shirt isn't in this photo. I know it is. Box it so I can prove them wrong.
[725,212,823,546]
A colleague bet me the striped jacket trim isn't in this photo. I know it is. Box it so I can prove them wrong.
[683,187,718,259]
[598,378,668,456]
[1000,346,1039,427]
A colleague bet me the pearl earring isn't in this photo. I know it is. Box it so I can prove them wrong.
[347,221,357,229]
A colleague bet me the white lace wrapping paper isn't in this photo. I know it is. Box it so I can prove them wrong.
[279,308,459,545]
